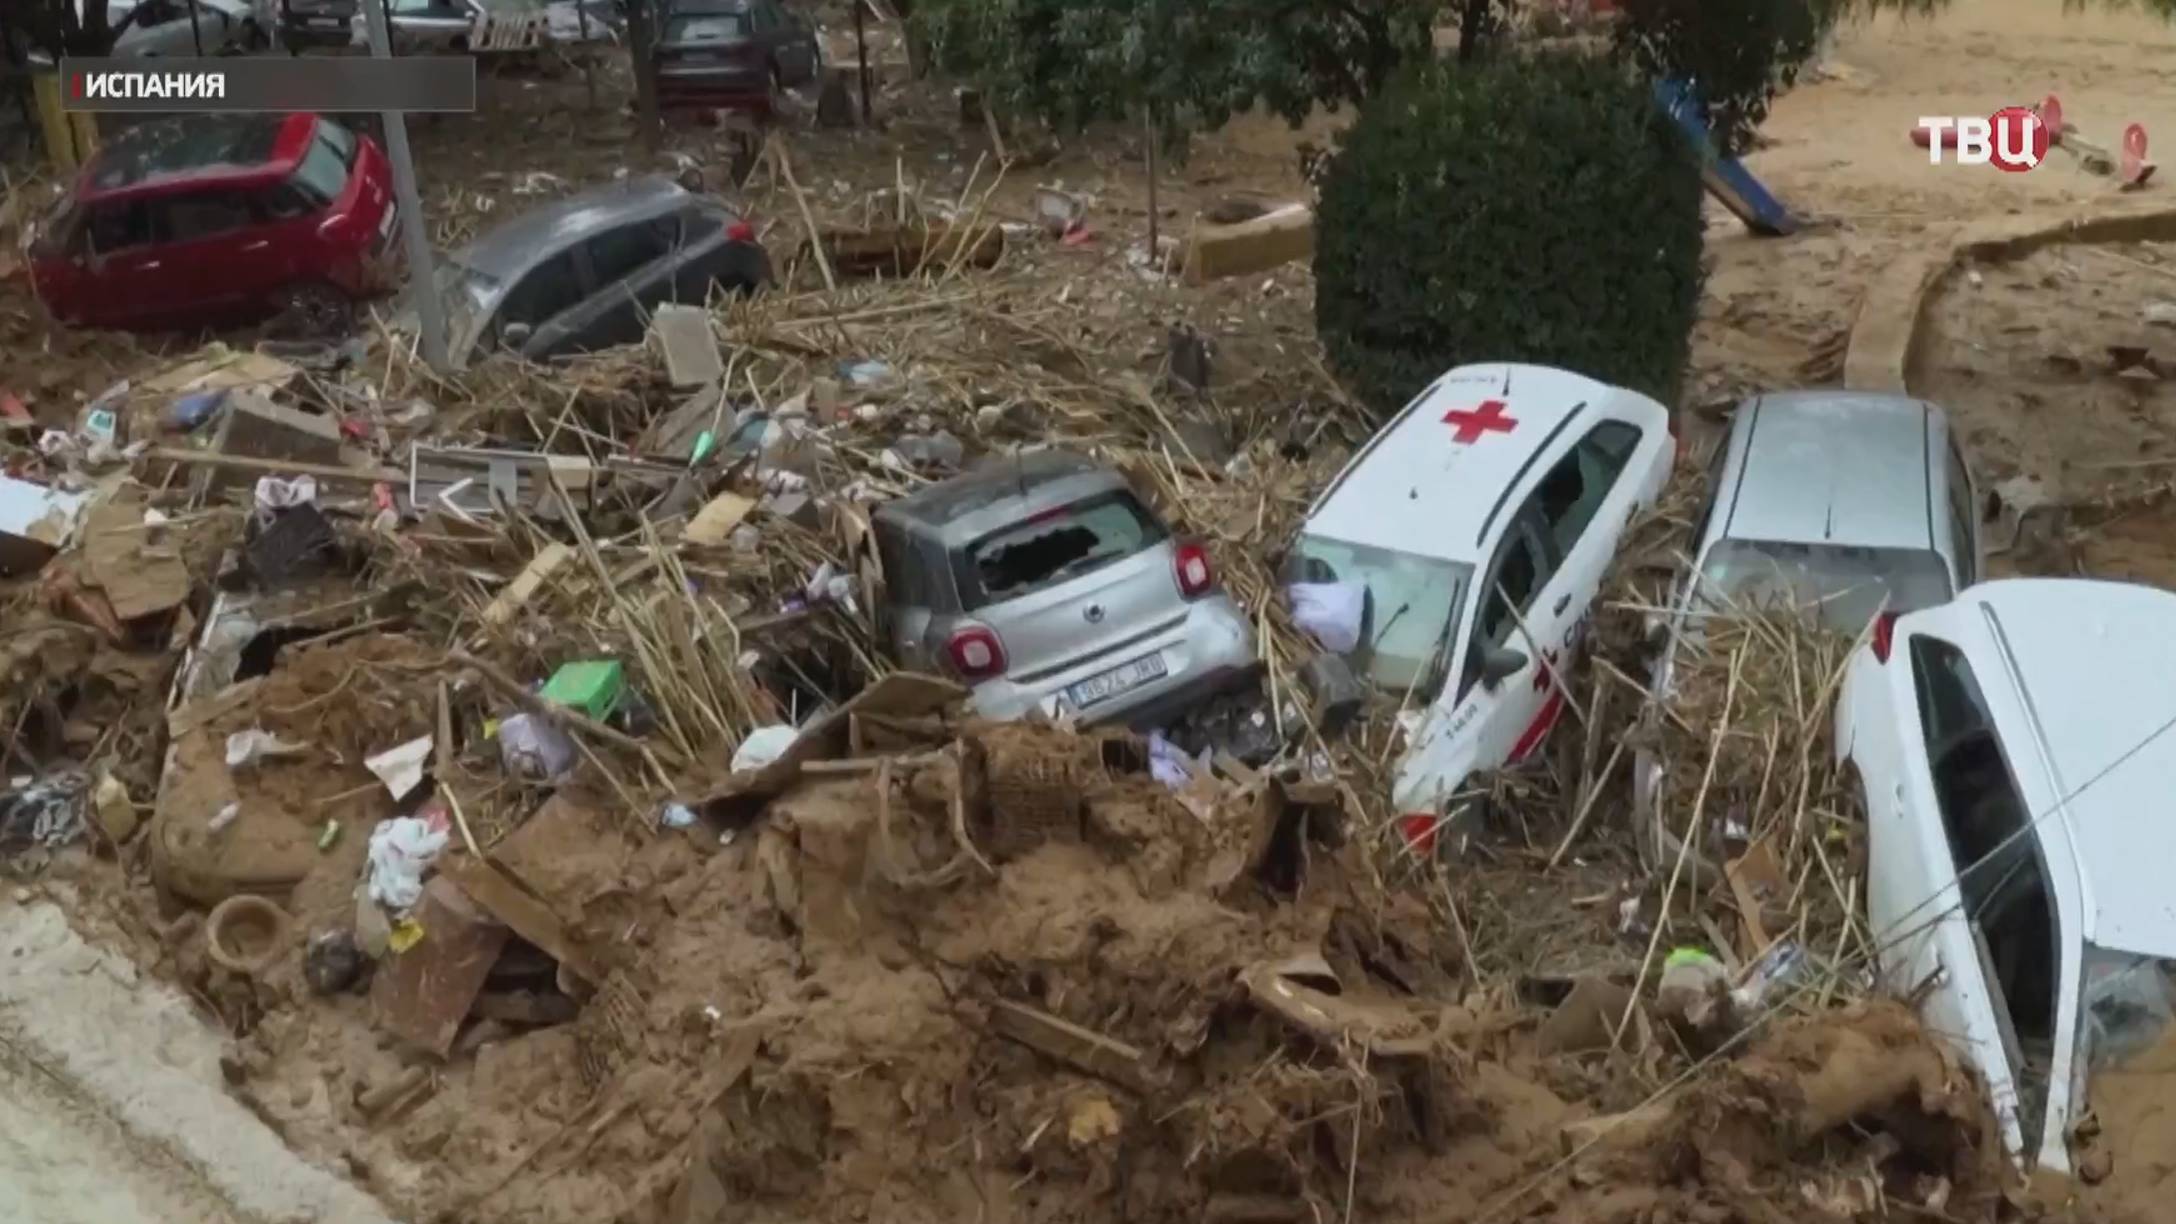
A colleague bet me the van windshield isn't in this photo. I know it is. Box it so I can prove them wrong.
[1697,540,1953,633]
[1287,535,1471,694]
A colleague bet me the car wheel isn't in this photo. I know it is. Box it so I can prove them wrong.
[270,281,355,339]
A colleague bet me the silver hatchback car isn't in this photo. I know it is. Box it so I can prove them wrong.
[1637,390,1983,863]
[872,450,1257,727]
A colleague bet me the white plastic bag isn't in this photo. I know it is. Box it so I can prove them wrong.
[366,816,449,911]
[1146,732,1203,790]
[499,714,576,782]
[1287,581,1366,654]
[731,724,799,773]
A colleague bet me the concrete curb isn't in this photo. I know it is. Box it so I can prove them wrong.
[1842,203,2176,393]
[0,901,404,1224]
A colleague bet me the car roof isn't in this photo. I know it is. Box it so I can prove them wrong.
[1936,579,2176,959]
[1301,362,1651,565]
[452,175,697,280]
[1718,391,1937,554]
[876,450,1127,543]
[75,114,317,203]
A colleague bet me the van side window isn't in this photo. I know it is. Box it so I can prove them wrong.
[498,252,585,330]
[1533,420,1642,558]
[1458,516,1554,698]
[1909,634,2057,1148]
[1945,439,1977,587]
[583,216,679,285]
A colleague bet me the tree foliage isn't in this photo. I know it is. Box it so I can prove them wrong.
[911,0,1465,140]
[1313,51,1707,412]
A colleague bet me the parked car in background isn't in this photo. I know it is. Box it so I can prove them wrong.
[1835,578,2176,1190]
[28,112,399,333]
[422,175,767,368]
[1636,391,1981,868]
[109,0,267,55]
[1284,363,1675,853]
[340,0,622,53]
[653,0,820,112]
[872,450,1257,728]
[278,0,357,48]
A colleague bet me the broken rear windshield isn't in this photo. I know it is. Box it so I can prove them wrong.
[959,493,1166,609]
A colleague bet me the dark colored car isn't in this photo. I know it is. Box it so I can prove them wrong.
[419,175,768,367]
[28,113,399,333]
[653,0,819,112]
[278,0,358,49]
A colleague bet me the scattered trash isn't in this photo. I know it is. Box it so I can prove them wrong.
[651,303,725,389]
[731,724,799,773]
[660,802,698,829]
[253,474,319,512]
[242,503,339,585]
[205,893,293,976]
[839,359,896,388]
[364,736,435,800]
[498,713,578,781]
[92,771,138,843]
[370,875,508,1056]
[303,929,368,995]
[1146,731,1204,789]
[365,816,450,910]
[0,475,92,576]
[225,729,311,769]
[0,773,89,856]
[1733,939,1809,1013]
[206,802,241,835]
[540,659,625,721]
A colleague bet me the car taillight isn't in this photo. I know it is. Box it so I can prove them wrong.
[946,624,1008,680]
[726,220,755,242]
[1871,611,1898,663]
[1173,541,1214,599]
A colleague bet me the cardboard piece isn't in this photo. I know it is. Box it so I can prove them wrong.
[370,876,510,1057]
[651,303,725,389]
[442,856,607,985]
[1724,837,1787,957]
[1181,204,1313,285]
[80,492,191,621]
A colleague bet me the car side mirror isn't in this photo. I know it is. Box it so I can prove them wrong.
[1479,645,1527,689]
[500,321,533,349]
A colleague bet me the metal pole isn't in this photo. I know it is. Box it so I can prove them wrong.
[363,0,449,370]
[853,0,869,123]
[187,0,204,55]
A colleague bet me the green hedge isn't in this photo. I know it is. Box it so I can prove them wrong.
[1313,51,1707,415]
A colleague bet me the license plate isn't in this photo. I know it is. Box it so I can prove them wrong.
[311,16,345,27]
[1067,653,1166,709]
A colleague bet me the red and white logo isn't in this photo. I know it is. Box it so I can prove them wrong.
[1918,106,2050,172]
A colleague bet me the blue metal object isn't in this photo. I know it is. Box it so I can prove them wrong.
[1654,78,1800,237]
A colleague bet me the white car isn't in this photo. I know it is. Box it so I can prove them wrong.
[107,0,266,55]
[1836,578,2176,1181]
[1638,391,1982,868]
[1286,362,1675,851]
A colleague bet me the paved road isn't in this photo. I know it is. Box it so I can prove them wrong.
[0,1039,250,1224]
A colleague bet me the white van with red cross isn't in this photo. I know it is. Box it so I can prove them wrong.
[1285,363,1675,852]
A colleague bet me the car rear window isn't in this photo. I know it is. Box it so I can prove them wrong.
[959,492,1166,609]
[288,125,355,207]
[1698,539,1955,633]
[664,12,748,40]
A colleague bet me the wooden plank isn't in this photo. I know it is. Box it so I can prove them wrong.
[988,998,1153,1091]
[147,447,401,485]
[443,856,606,984]
[682,492,757,546]
[370,877,509,1057]
[482,543,575,627]
[1181,204,1312,284]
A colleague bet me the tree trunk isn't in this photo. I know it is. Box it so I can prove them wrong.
[1456,0,1488,63]
[626,0,661,150]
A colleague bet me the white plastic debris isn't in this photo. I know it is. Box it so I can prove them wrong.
[499,713,577,782]
[731,724,800,773]
[253,474,319,513]
[225,730,310,769]
[1287,581,1366,654]
[366,816,449,910]
[207,801,241,835]
[660,803,698,830]
[364,736,434,799]
[1147,732,1205,790]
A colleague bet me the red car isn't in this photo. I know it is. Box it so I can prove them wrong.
[29,112,400,333]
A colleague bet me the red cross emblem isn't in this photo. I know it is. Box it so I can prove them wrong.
[1442,398,1518,444]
